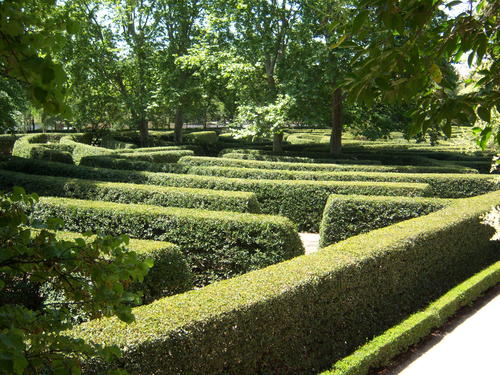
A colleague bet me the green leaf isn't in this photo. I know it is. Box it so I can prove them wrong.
[352,11,369,34]
[477,106,490,122]
[429,64,442,84]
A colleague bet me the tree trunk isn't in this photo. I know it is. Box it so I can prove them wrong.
[330,87,343,155]
[139,118,148,147]
[273,133,284,153]
[174,107,183,144]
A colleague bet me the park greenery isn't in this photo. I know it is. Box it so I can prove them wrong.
[0,1,499,374]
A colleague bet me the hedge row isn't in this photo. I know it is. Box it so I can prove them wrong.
[12,133,74,163]
[107,149,194,163]
[322,261,500,375]
[184,131,218,145]
[114,145,195,154]
[319,195,451,247]
[1,158,429,231]
[30,197,303,285]
[60,135,113,163]
[78,155,188,173]
[69,190,500,375]
[180,156,478,174]
[42,230,193,304]
[220,152,381,165]
[185,165,499,198]
[0,169,260,214]
[0,134,21,154]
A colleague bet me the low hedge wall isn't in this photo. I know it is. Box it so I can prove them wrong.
[0,169,260,213]
[322,261,500,375]
[184,131,218,145]
[0,134,22,154]
[69,190,500,375]
[319,195,451,247]
[180,156,478,174]
[60,135,114,164]
[12,133,74,163]
[42,230,193,304]
[185,165,499,198]
[30,197,303,285]
[79,155,189,173]
[108,149,194,163]
[220,152,380,165]
[1,158,428,231]
[114,146,196,154]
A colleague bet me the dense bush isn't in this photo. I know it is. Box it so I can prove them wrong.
[108,149,194,163]
[185,165,499,198]
[33,230,193,304]
[0,134,21,154]
[79,155,189,173]
[322,261,500,375]
[100,135,137,150]
[30,197,303,284]
[180,155,478,174]
[319,195,451,247]
[220,152,380,165]
[0,158,429,231]
[184,131,218,145]
[60,135,114,163]
[0,169,260,213]
[12,133,73,163]
[69,191,500,375]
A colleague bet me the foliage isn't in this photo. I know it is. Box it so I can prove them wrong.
[339,0,500,148]
[321,261,500,375]
[319,194,450,246]
[30,196,303,285]
[67,190,499,374]
[0,188,152,374]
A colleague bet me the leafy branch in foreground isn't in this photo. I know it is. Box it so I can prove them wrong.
[0,187,152,374]
[337,0,499,148]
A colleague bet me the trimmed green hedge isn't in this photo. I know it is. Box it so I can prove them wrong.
[0,134,21,154]
[184,131,218,145]
[69,190,500,375]
[41,230,193,304]
[107,149,194,163]
[185,165,499,198]
[114,146,196,154]
[101,135,137,150]
[0,158,428,231]
[0,169,260,213]
[79,155,189,173]
[220,152,380,165]
[12,133,74,163]
[181,155,478,174]
[60,135,114,164]
[321,261,500,375]
[30,197,303,285]
[319,195,451,247]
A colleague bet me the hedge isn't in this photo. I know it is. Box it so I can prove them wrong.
[0,134,21,154]
[39,230,193,304]
[106,149,194,163]
[60,135,114,163]
[12,133,74,163]
[321,261,500,375]
[319,195,451,247]
[79,155,189,173]
[30,197,303,285]
[180,156,478,174]
[184,131,218,145]
[0,169,260,214]
[69,190,500,375]
[101,135,137,150]
[114,146,196,154]
[220,152,381,165]
[185,165,499,198]
[1,158,429,231]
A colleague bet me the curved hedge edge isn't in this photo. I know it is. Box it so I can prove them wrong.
[320,261,500,375]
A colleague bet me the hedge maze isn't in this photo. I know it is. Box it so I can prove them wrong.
[0,130,498,374]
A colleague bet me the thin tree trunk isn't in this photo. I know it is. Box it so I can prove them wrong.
[273,133,284,153]
[174,107,183,144]
[139,118,148,147]
[330,87,343,155]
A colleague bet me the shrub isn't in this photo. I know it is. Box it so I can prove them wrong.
[106,149,194,163]
[60,135,114,164]
[32,230,193,304]
[319,195,451,247]
[322,261,500,375]
[0,158,429,231]
[0,134,21,154]
[185,165,499,198]
[30,197,303,285]
[101,135,137,150]
[68,190,500,375]
[180,155,478,174]
[220,152,380,165]
[0,169,260,213]
[184,131,218,145]
[12,133,71,160]
[79,155,189,173]
[114,145,197,154]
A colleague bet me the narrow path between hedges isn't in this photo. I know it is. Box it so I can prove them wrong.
[299,233,320,254]
[384,285,500,375]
